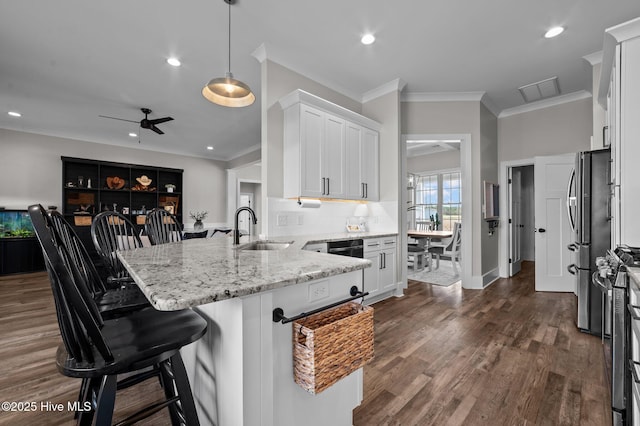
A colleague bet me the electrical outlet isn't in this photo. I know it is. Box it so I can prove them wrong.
[297,215,304,225]
[277,214,288,226]
[308,281,329,302]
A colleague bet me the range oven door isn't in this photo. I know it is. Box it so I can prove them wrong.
[610,269,627,423]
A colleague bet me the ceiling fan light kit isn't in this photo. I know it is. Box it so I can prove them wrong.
[202,0,255,108]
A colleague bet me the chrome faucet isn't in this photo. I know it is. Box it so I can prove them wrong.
[234,206,258,245]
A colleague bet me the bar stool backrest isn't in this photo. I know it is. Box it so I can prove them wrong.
[29,205,113,364]
[48,210,106,296]
[145,208,183,245]
[91,211,144,280]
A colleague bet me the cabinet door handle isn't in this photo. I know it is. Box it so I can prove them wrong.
[322,177,326,195]
[365,183,368,199]
[326,178,330,195]
[362,183,365,198]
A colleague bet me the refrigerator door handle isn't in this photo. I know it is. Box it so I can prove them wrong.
[566,168,576,232]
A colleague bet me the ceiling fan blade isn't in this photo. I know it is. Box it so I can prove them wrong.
[98,115,139,124]
[150,125,164,135]
[148,116,174,125]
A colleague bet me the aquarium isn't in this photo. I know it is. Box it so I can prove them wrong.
[0,210,35,238]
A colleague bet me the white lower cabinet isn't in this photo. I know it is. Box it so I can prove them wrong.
[363,237,397,300]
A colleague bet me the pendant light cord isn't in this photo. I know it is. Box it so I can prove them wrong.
[228,0,231,74]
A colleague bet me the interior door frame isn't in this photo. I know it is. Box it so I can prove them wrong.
[508,166,523,276]
[498,158,534,278]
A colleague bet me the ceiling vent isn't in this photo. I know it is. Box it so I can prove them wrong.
[518,77,560,103]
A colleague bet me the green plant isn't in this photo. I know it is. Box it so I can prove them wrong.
[189,211,208,221]
[430,213,441,230]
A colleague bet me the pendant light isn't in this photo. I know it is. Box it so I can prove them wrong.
[202,0,255,107]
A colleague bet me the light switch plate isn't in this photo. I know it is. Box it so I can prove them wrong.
[277,214,288,226]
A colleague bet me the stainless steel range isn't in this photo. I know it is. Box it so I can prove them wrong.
[598,246,640,426]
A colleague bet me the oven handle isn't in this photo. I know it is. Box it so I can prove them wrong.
[591,271,607,289]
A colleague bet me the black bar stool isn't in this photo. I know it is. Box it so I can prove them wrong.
[29,204,207,425]
[145,208,184,245]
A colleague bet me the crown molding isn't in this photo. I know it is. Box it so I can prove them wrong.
[401,91,485,102]
[498,90,591,118]
[361,78,407,103]
[480,94,500,117]
[226,143,261,161]
[583,50,603,66]
[251,43,267,63]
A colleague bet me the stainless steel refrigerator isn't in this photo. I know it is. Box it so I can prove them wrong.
[567,148,611,336]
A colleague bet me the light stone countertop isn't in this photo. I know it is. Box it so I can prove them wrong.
[117,231,396,311]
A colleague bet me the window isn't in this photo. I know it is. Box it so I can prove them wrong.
[411,170,461,232]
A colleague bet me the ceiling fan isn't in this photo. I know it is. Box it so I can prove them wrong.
[99,108,174,135]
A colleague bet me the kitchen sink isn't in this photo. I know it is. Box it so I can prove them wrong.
[236,241,292,251]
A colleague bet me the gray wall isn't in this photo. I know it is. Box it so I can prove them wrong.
[0,128,228,226]
[407,150,460,174]
[480,103,499,275]
[401,101,497,280]
[498,98,592,162]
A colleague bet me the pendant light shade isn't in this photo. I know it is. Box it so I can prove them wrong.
[203,0,255,107]
[202,72,255,107]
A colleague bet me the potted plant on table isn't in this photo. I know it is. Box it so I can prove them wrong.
[429,213,441,230]
[190,211,208,231]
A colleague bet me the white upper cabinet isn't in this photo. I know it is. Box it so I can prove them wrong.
[345,123,379,201]
[280,89,380,200]
[599,17,640,247]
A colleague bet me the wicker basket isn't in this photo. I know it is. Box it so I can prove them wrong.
[292,302,374,394]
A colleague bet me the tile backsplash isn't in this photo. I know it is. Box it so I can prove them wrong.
[265,197,397,237]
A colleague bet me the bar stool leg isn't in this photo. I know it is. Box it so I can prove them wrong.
[170,353,200,426]
[92,375,117,426]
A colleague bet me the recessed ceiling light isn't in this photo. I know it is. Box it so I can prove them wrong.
[361,34,375,45]
[129,132,138,137]
[167,57,181,67]
[206,146,214,150]
[8,111,21,117]
[544,26,564,38]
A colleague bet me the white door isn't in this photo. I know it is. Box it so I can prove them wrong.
[534,154,575,292]
[238,193,254,236]
[509,167,522,276]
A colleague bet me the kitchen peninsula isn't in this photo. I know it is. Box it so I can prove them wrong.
[117,234,391,426]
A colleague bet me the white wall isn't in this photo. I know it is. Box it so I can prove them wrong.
[0,128,228,228]
[407,150,460,174]
[498,98,592,163]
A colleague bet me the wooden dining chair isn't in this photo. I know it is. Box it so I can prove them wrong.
[91,211,145,286]
[145,208,183,245]
[29,204,207,426]
[429,222,462,274]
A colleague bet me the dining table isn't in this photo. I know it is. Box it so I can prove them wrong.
[408,229,453,248]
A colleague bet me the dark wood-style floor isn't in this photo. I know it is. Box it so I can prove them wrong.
[1,262,610,425]
[354,262,611,425]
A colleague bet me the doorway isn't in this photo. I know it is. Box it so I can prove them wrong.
[501,154,575,293]
[507,165,534,276]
